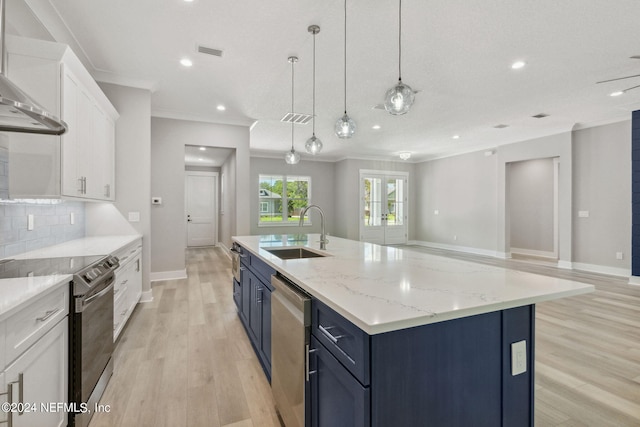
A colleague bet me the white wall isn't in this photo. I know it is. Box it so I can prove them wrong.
[249,157,335,237]
[414,150,498,255]
[219,151,237,249]
[572,121,631,275]
[333,159,416,241]
[150,118,250,277]
[94,83,152,296]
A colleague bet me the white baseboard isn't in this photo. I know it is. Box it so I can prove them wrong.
[408,240,499,258]
[557,260,573,270]
[628,276,640,286]
[150,269,187,282]
[572,262,630,278]
[140,289,154,303]
[510,247,556,259]
[218,241,231,259]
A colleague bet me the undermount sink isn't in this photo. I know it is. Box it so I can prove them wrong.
[264,247,327,260]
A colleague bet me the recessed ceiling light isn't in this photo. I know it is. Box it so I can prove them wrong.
[610,91,624,97]
[198,158,203,161]
[452,135,460,139]
[399,152,411,161]
[511,61,526,70]
[180,58,193,67]
[199,147,206,151]
[372,125,381,130]
[217,105,226,111]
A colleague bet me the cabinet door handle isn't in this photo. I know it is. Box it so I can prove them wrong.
[36,308,61,323]
[318,324,344,344]
[0,373,23,425]
[305,344,318,381]
[256,287,263,304]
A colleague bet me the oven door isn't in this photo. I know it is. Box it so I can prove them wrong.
[75,274,115,403]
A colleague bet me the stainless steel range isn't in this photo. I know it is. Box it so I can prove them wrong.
[68,255,119,427]
[0,254,119,427]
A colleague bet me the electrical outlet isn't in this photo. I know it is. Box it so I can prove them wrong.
[616,252,624,260]
[578,210,590,218]
[70,212,75,225]
[511,340,527,376]
[27,214,34,231]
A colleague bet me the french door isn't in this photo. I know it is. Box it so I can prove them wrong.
[359,171,408,245]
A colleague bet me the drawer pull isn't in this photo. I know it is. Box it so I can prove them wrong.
[36,309,61,323]
[305,345,318,381]
[318,325,344,344]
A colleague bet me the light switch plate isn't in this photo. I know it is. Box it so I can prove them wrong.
[128,212,140,222]
[511,340,527,376]
[578,210,589,218]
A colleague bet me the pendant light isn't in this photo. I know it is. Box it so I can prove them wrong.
[334,0,356,139]
[384,0,415,115]
[285,56,301,165]
[305,25,323,155]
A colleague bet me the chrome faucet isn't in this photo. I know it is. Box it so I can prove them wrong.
[299,204,328,250]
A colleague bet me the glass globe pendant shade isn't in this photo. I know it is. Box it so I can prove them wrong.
[305,135,323,155]
[335,113,356,139]
[285,148,300,165]
[384,80,415,115]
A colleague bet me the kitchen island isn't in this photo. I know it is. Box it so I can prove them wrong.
[232,234,594,427]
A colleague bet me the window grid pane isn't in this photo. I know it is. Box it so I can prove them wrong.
[259,174,311,224]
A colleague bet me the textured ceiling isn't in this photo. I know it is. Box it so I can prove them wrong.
[9,0,640,161]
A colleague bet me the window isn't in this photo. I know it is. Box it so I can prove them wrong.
[259,174,311,225]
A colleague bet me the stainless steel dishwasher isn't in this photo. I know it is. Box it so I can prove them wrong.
[271,274,311,427]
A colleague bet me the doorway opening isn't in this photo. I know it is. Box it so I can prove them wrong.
[184,145,234,247]
[506,157,559,264]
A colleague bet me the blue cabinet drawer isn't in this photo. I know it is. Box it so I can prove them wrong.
[248,253,276,288]
[312,299,370,386]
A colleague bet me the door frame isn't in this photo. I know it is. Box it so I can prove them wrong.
[359,169,409,245]
[185,170,219,247]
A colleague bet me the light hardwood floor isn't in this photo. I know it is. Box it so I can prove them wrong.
[90,246,640,427]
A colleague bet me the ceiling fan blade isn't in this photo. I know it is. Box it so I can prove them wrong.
[623,83,640,92]
[597,74,640,84]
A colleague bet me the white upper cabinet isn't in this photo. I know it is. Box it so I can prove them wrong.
[5,36,118,201]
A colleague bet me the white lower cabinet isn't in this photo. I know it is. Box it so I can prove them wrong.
[3,319,68,427]
[113,240,143,341]
[0,284,69,427]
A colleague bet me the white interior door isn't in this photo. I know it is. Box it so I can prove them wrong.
[186,171,218,247]
[360,171,408,245]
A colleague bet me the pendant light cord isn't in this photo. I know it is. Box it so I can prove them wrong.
[291,58,295,151]
[344,0,347,114]
[312,30,317,136]
[398,0,402,82]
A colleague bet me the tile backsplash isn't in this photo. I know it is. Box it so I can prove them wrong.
[0,201,85,258]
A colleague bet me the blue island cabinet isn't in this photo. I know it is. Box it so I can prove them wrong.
[234,245,275,380]
[309,299,534,427]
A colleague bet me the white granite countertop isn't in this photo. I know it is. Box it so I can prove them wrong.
[6,235,141,260]
[233,234,594,334]
[0,274,71,321]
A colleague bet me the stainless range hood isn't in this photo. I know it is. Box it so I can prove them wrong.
[0,0,66,135]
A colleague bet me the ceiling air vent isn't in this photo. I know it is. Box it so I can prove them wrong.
[493,124,509,129]
[281,112,312,124]
[532,113,549,119]
[197,45,224,57]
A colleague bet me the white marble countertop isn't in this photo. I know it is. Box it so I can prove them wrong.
[0,274,71,321]
[233,234,594,334]
[0,234,141,321]
[6,235,141,260]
